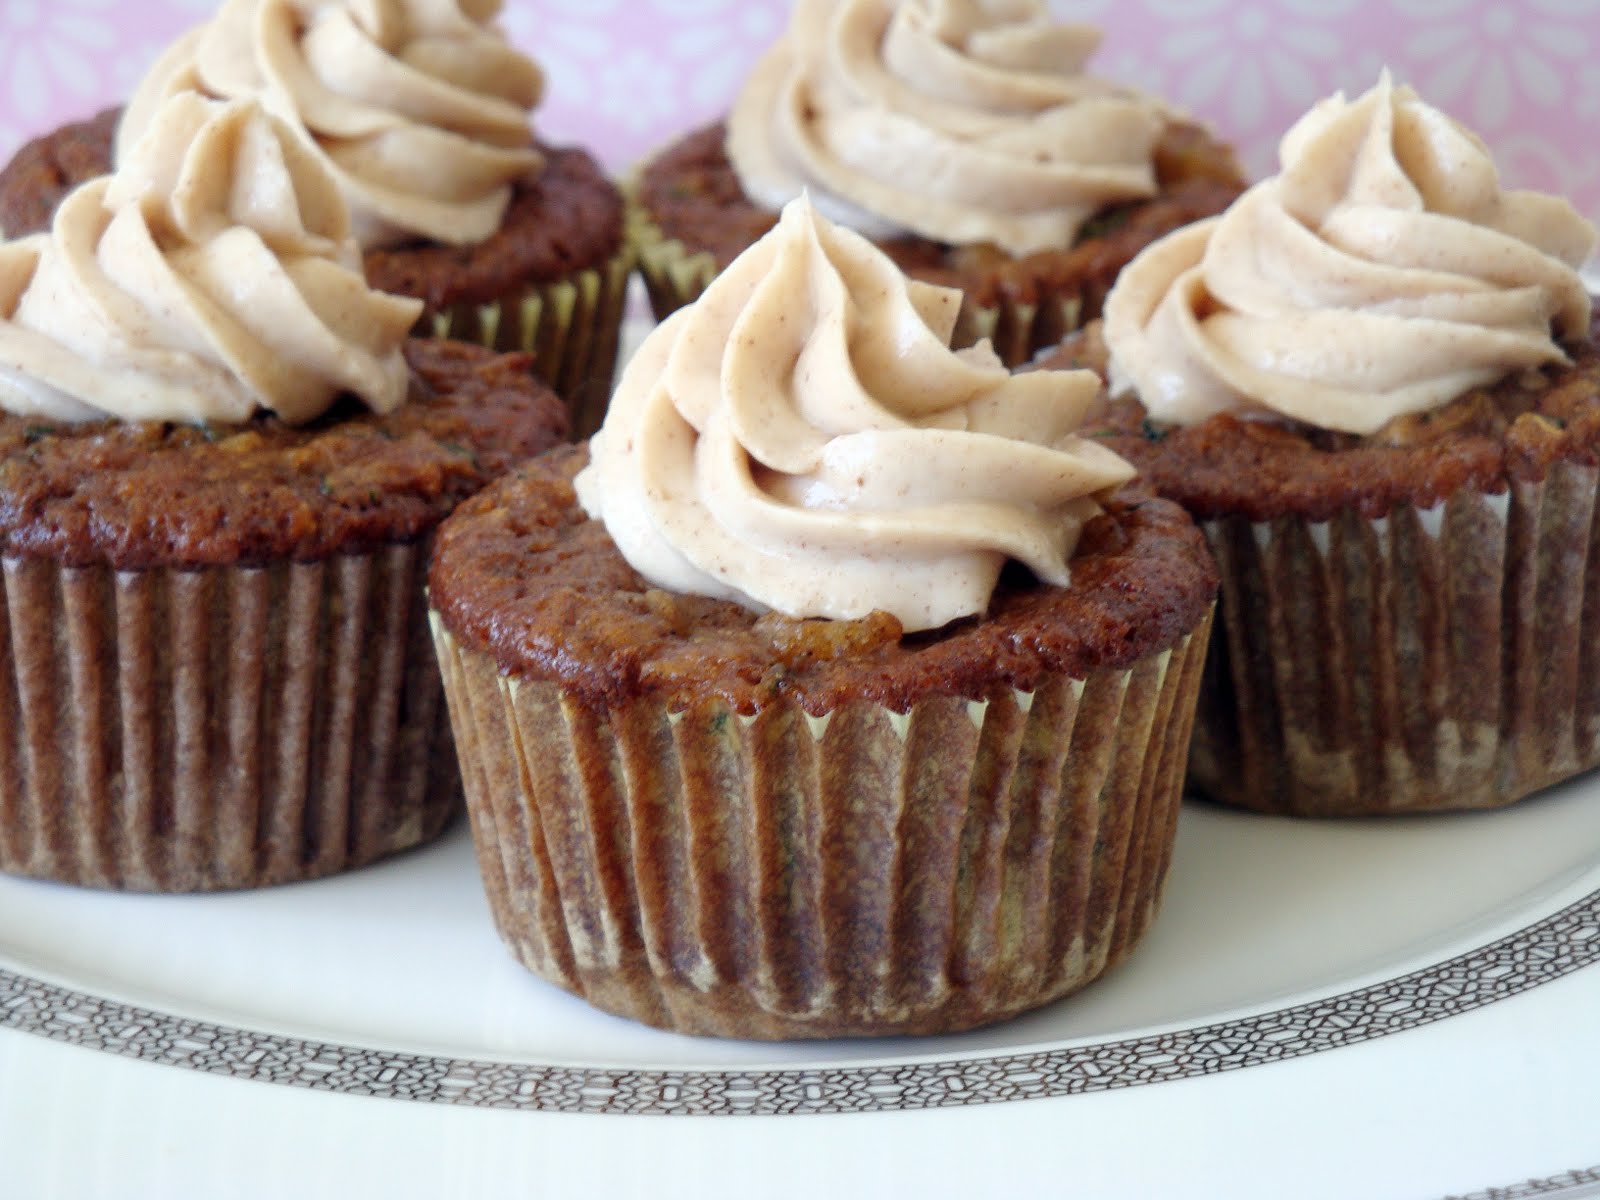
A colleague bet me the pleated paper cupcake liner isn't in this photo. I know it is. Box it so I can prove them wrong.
[426,246,635,440]
[1191,461,1600,815]
[0,542,460,892]
[431,610,1212,1040]
[626,202,1083,369]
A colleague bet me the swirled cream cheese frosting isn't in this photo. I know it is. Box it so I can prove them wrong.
[575,196,1136,633]
[0,93,422,425]
[117,0,544,249]
[1104,74,1598,436]
[726,0,1167,257]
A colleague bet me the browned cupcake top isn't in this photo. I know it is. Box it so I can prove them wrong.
[364,145,624,309]
[429,444,1216,715]
[0,111,624,310]
[0,109,116,240]
[1045,316,1600,522]
[636,120,1243,311]
[0,340,566,570]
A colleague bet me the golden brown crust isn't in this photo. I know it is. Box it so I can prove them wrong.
[363,145,625,308]
[0,340,567,570]
[0,112,624,310]
[428,444,1218,715]
[1041,316,1600,522]
[0,109,117,238]
[635,121,1244,312]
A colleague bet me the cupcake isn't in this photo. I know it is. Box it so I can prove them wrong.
[1062,74,1599,816]
[0,92,567,892]
[0,0,630,437]
[631,0,1243,367]
[428,196,1217,1039]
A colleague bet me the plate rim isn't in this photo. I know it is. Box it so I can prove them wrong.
[1441,1166,1600,1200]
[2,870,1596,1118]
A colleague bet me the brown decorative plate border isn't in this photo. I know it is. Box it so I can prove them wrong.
[1,878,1597,1118]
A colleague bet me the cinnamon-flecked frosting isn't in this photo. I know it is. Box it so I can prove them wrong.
[117,0,544,249]
[1104,74,1598,436]
[0,94,422,425]
[726,0,1166,257]
[576,196,1135,633]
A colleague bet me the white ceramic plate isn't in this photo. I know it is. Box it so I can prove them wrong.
[3,776,1600,1198]
[3,782,1600,1084]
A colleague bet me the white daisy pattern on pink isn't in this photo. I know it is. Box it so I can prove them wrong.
[1140,4,1354,142]
[504,2,622,119]
[1395,0,1595,133]
[660,1,783,113]
[0,0,1593,231]
[0,0,120,153]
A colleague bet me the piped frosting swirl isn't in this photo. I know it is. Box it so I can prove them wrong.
[118,0,545,249]
[0,93,422,425]
[576,196,1135,633]
[1104,74,1598,436]
[726,0,1166,257]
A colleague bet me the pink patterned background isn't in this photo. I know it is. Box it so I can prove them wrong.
[2,0,1597,225]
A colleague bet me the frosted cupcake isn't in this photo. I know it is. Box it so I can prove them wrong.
[0,0,630,436]
[0,93,567,891]
[429,197,1217,1039]
[1061,74,1599,816]
[632,0,1242,366]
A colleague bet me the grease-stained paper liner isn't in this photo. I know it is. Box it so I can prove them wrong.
[0,543,460,892]
[626,201,1083,370]
[427,246,634,440]
[1191,461,1600,816]
[431,612,1211,1040]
